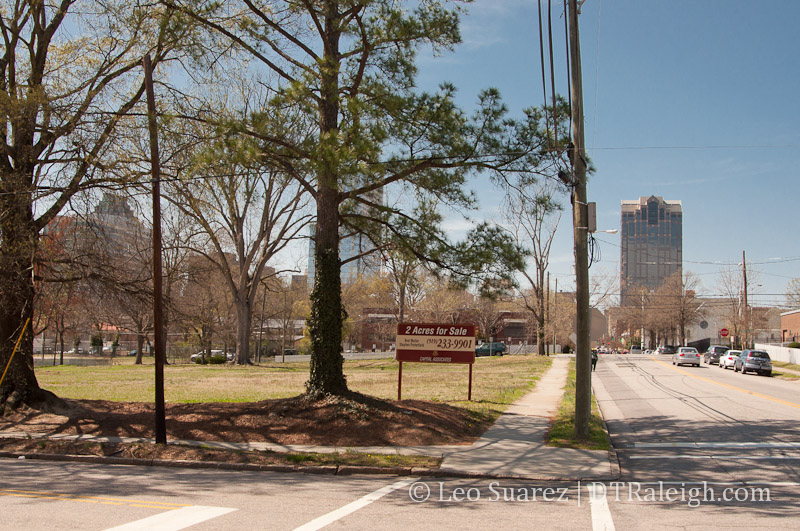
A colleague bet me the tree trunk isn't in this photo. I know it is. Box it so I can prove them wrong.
[0,193,56,411]
[537,285,546,356]
[236,293,253,365]
[135,321,145,365]
[307,184,347,395]
[306,5,347,396]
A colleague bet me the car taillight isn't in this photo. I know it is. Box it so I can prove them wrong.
[679,353,684,356]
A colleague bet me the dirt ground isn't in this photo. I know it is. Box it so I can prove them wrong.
[0,393,486,464]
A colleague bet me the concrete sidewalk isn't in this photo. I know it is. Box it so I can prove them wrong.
[440,356,617,480]
[1,356,619,480]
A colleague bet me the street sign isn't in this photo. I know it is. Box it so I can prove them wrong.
[720,328,730,338]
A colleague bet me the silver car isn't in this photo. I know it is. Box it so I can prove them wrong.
[719,349,741,369]
[734,349,772,376]
[672,346,700,367]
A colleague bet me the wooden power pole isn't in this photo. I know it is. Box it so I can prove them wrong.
[143,54,167,445]
[567,0,591,440]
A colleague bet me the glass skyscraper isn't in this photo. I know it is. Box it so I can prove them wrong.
[620,196,682,305]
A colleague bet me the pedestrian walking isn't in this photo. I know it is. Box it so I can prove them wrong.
[591,349,598,371]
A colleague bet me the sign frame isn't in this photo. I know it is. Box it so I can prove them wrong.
[395,322,476,400]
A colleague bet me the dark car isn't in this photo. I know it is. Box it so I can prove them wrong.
[475,342,506,357]
[703,345,729,364]
[734,349,772,376]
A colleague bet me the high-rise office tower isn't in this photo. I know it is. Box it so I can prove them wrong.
[620,196,682,305]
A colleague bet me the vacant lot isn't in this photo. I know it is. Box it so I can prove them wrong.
[35,355,550,413]
[3,355,553,449]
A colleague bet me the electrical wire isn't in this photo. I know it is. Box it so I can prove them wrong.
[591,0,601,150]
[537,0,552,152]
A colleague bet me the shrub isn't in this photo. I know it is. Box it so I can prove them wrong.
[788,342,800,349]
[209,354,227,364]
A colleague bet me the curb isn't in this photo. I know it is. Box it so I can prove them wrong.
[0,451,417,476]
[1,451,620,482]
[592,385,622,481]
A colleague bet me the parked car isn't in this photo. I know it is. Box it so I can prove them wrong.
[656,345,676,355]
[190,350,231,364]
[475,342,506,357]
[703,345,729,364]
[734,349,772,376]
[672,346,700,367]
[719,349,741,369]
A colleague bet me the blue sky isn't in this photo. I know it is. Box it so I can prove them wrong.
[413,0,800,307]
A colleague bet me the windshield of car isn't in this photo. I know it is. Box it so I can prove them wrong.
[713,347,728,353]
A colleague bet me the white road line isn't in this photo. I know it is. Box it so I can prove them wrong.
[103,505,237,531]
[634,442,800,449]
[588,484,616,531]
[605,481,800,487]
[630,455,800,460]
[293,477,418,531]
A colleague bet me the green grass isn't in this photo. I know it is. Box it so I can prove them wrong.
[281,450,439,468]
[772,371,800,380]
[772,361,800,372]
[35,355,552,421]
[546,362,610,451]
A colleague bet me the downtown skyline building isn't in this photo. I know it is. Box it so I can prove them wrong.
[620,196,683,305]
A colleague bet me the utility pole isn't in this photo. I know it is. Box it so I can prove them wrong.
[742,250,748,348]
[567,0,591,440]
[553,277,558,355]
[546,272,550,355]
[143,54,167,445]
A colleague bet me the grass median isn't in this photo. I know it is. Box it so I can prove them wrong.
[771,361,800,379]
[546,361,610,451]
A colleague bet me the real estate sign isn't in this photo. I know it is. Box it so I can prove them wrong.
[395,323,476,364]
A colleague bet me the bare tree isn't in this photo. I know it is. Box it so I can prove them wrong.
[505,185,561,355]
[716,264,760,348]
[786,278,800,308]
[650,272,705,346]
[162,98,311,364]
[0,1,188,409]
[414,274,473,325]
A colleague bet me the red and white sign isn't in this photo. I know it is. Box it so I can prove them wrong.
[395,323,476,364]
[720,328,730,338]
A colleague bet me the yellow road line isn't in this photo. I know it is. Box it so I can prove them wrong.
[0,489,188,510]
[655,359,800,410]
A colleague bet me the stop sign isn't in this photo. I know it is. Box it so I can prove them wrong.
[720,328,729,338]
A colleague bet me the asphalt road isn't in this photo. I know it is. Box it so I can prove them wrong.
[3,353,799,530]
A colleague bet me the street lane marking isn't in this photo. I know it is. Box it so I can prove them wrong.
[588,484,616,531]
[293,477,418,531]
[634,442,800,449]
[0,489,189,510]
[630,455,800,460]
[655,360,800,410]
[104,505,237,530]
